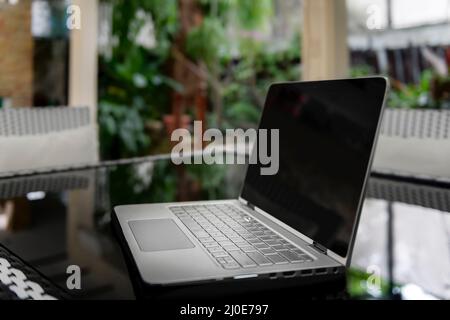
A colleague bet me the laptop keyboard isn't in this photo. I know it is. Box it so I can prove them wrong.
[170,204,313,270]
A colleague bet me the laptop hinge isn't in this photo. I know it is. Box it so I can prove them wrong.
[311,242,327,255]
[246,202,255,210]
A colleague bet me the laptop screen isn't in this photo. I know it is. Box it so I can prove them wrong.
[241,78,387,258]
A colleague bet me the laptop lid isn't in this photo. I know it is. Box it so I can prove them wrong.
[240,77,389,266]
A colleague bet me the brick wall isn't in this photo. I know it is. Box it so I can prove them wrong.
[0,0,33,107]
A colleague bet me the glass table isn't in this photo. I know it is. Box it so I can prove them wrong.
[0,156,448,300]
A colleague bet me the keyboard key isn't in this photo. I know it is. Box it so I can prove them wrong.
[209,232,222,237]
[218,241,233,246]
[175,203,310,270]
[236,242,250,248]
[186,223,202,230]
[279,250,304,263]
[247,252,273,266]
[222,262,240,269]
[259,248,276,255]
[212,251,229,258]
[194,232,210,238]
[300,254,314,262]
[224,256,234,263]
[239,232,252,238]
[223,245,239,251]
[265,240,281,246]
[272,244,287,251]
[266,253,288,264]
[254,243,269,249]
[241,246,257,253]
[229,251,257,268]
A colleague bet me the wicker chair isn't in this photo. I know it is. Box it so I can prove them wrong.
[373,108,450,180]
[0,107,98,175]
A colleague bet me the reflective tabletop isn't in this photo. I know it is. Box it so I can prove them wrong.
[0,156,449,300]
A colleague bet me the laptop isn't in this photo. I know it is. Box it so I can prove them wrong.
[113,77,389,286]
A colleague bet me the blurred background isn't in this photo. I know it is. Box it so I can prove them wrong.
[1,0,449,159]
[1,0,450,300]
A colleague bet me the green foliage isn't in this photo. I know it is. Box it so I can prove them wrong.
[143,0,179,55]
[350,64,376,78]
[184,0,298,129]
[107,160,228,206]
[186,163,228,199]
[389,70,435,109]
[185,0,274,65]
[350,65,448,109]
[107,160,177,206]
[109,0,178,58]
[197,0,236,22]
[98,100,150,158]
[99,0,297,158]
[347,268,397,299]
[234,0,273,30]
[99,0,180,159]
[146,161,178,203]
[186,17,226,67]
[221,33,302,128]
[226,101,261,125]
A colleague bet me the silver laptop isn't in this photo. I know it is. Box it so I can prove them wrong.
[114,77,389,286]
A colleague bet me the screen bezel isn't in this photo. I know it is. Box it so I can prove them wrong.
[239,77,390,266]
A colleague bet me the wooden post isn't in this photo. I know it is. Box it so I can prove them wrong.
[302,0,349,81]
[0,0,33,107]
[69,0,98,123]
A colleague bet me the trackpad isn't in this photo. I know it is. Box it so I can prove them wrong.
[128,219,195,252]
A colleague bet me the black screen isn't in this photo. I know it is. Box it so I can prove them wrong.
[241,78,387,257]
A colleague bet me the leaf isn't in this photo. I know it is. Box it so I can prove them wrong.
[186,18,226,66]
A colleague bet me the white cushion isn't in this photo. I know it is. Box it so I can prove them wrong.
[0,125,98,174]
[373,136,450,179]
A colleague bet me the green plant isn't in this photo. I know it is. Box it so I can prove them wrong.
[98,0,181,159]
[99,0,302,158]
[184,0,303,129]
[389,70,435,109]
[186,163,228,199]
[347,268,398,299]
[98,100,150,158]
[106,160,178,206]
[186,17,226,68]
[237,0,273,29]
[219,33,301,129]
[350,64,376,78]
[350,66,449,109]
